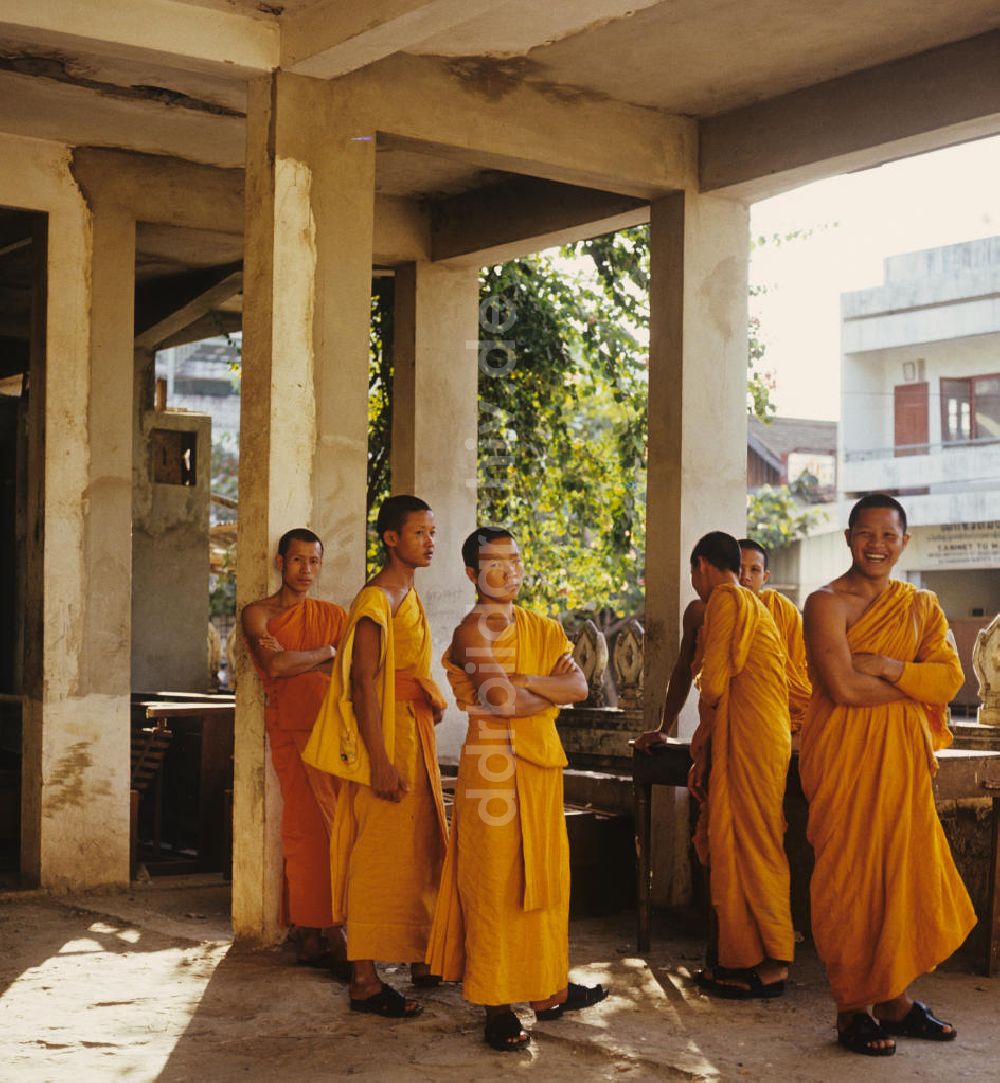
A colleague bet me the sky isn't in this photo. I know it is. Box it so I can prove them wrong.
[748,134,1000,422]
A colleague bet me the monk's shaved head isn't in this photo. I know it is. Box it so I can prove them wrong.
[278,527,323,556]
[691,531,741,574]
[737,537,769,570]
[462,526,516,571]
[376,494,431,545]
[848,493,907,534]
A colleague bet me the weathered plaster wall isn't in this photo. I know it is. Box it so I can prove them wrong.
[131,403,211,692]
[0,131,132,888]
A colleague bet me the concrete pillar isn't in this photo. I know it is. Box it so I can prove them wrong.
[391,261,480,762]
[21,187,136,888]
[235,73,375,942]
[644,189,749,905]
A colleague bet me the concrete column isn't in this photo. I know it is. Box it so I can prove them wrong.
[391,261,480,762]
[21,189,135,888]
[235,73,375,942]
[644,189,749,905]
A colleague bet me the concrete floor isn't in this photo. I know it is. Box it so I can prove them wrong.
[0,877,996,1081]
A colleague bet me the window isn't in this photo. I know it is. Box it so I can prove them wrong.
[940,375,1000,443]
[151,428,197,485]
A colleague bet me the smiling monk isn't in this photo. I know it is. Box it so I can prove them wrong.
[303,495,448,1020]
[801,493,975,1057]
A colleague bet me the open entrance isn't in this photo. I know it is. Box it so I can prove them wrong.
[0,206,46,884]
[129,223,241,880]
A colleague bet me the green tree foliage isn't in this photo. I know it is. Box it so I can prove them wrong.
[476,230,649,613]
[367,281,394,573]
[365,226,792,611]
[746,482,819,551]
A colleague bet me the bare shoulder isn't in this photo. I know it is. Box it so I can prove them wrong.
[451,609,486,656]
[452,607,508,661]
[682,598,707,632]
[241,596,277,634]
[803,581,849,628]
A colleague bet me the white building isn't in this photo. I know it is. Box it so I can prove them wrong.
[772,237,1000,703]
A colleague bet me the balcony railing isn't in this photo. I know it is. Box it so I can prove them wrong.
[845,435,1000,462]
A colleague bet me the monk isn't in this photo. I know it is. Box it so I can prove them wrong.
[801,493,975,1056]
[685,531,794,998]
[302,495,447,1019]
[737,538,811,730]
[241,528,348,974]
[426,527,607,1051]
[635,536,807,752]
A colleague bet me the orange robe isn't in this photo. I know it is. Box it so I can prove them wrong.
[250,597,347,929]
[427,607,572,1005]
[693,583,795,969]
[302,586,447,962]
[799,581,975,1010]
[759,588,812,731]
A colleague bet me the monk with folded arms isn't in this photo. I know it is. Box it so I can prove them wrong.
[685,531,795,999]
[801,493,975,1057]
[302,495,447,1019]
[427,527,607,1051]
[242,528,348,974]
[736,538,811,730]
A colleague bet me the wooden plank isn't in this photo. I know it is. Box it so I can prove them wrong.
[144,702,235,719]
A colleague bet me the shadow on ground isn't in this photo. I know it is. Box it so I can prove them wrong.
[1,880,996,1081]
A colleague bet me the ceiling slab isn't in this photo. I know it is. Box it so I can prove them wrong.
[411,0,1000,117]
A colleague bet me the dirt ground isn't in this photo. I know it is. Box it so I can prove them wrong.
[0,876,996,1082]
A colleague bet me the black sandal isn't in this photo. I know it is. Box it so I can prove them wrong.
[484,1010,530,1052]
[535,981,609,1020]
[411,966,442,989]
[879,1001,957,1041]
[837,1013,896,1057]
[694,967,784,1000]
[296,952,352,982]
[349,981,423,1019]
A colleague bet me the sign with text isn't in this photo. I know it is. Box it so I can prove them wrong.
[912,521,1000,569]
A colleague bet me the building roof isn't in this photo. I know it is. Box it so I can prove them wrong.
[748,417,837,464]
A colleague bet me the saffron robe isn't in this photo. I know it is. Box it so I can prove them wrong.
[799,581,975,1010]
[759,588,812,731]
[302,586,447,962]
[250,597,347,928]
[693,583,795,969]
[426,607,572,1005]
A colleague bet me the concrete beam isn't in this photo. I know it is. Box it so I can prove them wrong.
[0,0,278,77]
[282,0,495,80]
[345,54,696,198]
[134,267,243,350]
[72,150,245,231]
[430,177,647,262]
[72,149,429,265]
[701,30,1000,201]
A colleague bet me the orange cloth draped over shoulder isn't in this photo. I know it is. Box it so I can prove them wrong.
[302,585,447,962]
[693,583,795,969]
[250,597,347,928]
[799,580,975,1011]
[426,607,572,1006]
[759,588,812,731]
